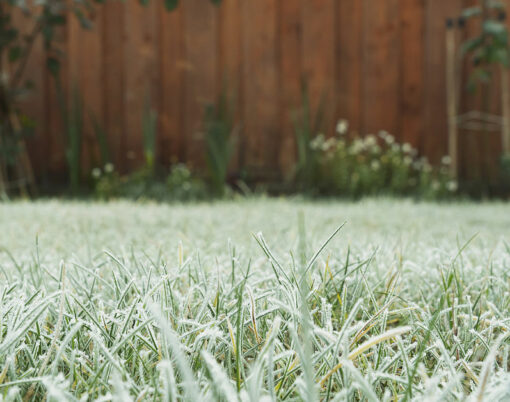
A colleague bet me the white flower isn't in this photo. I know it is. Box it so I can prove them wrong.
[364,135,377,147]
[447,180,458,192]
[310,134,325,150]
[336,119,349,135]
[420,157,432,172]
[92,168,101,179]
[350,139,364,154]
[371,160,381,171]
[403,156,412,166]
[402,143,413,154]
[381,132,394,144]
[441,156,452,165]
[322,137,337,151]
[104,163,114,173]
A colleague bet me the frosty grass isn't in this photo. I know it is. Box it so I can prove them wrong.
[1,198,510,400]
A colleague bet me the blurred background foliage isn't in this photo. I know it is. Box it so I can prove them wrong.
[1,0,510,201]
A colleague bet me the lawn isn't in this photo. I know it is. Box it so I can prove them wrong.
[1,199,510,400]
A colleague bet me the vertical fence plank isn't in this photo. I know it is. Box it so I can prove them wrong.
[279,1,302,172]
[124,0,159,171]
[423,0,462,164]
[242,0,279,172]
[45,18,68,179]
[183,0,218,168]
[103,0,125,171]
[400,0,425,149]
[160,3,183,165]
[460,0,482,181]
[79,8,103,175]
[12,8,47,177]
[501,0,510,159]
[337,0,362,136]
[362,0,400,137]
[219,0,242,172]
[301,0,336,135]
[17,1,506,179]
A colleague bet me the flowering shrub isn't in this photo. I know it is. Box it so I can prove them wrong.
[92,163,206,201]
[308,121,457,199]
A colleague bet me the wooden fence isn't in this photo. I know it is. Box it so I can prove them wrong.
[13,0,510,180]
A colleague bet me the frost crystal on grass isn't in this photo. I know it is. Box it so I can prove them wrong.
[0,199,509,400]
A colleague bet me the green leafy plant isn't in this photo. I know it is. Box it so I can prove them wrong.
[93,163,206,202]
[460,1,509,91]
[204,89,235,197]
[54,81,83,194]
[91,112,111,167]
[142,96,158,172]
[458,1,509,195]
[309,123,456,199]
[292,80,326,191]
[0,0,221,197]
[165,163,207,201]
[500,153,510,193]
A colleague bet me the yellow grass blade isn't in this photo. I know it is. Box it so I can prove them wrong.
[320,326,411,387]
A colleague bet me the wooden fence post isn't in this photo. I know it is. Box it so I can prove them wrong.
[501,65,510,155]
[445,18,458,179]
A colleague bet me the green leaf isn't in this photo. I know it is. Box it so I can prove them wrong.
[42,24,53,48]
[461,6,481,19]
[1,28,18,46]
[164,0,178,10]
[140,0,150,6]
[24,79,35,90]
[8,46,22,62]
[211,0,222,5]
[74,9,93,29]
[488,0,505,10]
[48,14,66,26]
[483,20,507,36]
[460,36,483,55]
[46,57,60,77]
[496,48,510,67]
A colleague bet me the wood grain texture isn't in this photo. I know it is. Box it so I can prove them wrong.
[123,0,159,170]
[241,0,279,170]
[183,0,218,168]
[103,0,125,171]
[337,0,362,136]
[12,8,47,177]
[12,1,502,181]
[45,16,68,178]
[460,0,482,181]
[79,8,103,174]
[219,0,242,171]
[400,0,425,149]
[423,0,462,163]
[279,0,302,172]
[362,0,400,137]
[301,0,336,135]
[159,3,183,164]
